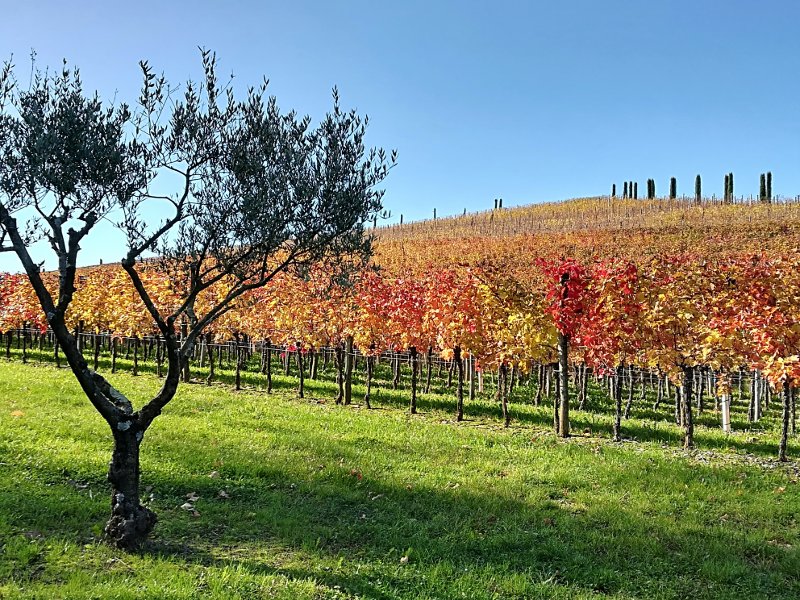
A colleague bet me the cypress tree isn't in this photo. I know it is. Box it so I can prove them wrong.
[612,183,616,198]
[760,173,767,202]
[695,174,701,203]
[723,174,730,202]
[669,177,677,200]
[729,172,734,201]
[767,171,772,201]
[623,181,628,199]
[633,182,638,199]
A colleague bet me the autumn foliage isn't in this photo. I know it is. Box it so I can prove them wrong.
[3,197,800,450]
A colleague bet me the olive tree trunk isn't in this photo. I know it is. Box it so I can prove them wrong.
[105,425,157,549]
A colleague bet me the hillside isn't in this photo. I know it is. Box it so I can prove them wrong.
[375,196,800,242]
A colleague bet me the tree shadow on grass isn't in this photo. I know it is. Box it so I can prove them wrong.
[3,431,799,600]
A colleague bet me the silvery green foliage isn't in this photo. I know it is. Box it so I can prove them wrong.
[0,57,142,289]
[120,50,395,336]
[0,49,394,425]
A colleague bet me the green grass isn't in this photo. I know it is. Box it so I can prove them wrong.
[0,357,798,599]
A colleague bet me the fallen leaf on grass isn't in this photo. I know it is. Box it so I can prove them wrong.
[186,492,200,502]
[104,557,133,572]
[10,410,24,417]
[208,470,220,479]
[218,490,230,499]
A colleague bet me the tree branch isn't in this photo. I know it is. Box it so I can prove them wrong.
[126,170,191,259]
[0,203,123,423]
[121,259,170,335]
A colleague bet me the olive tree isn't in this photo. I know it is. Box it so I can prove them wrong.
[0,52,394,549]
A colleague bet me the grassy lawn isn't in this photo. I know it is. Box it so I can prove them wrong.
[0,356,798,599]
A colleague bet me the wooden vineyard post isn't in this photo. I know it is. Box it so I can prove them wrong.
[93,331,101,370]
[454,346,464,421]
[557,332,570,437]
[180,320,190,382]
[613,364,623,442]
[265,340,272,393]
[682,366,695,449]
[468,354,475,401]
[296,344,304,398]
[779,379,792,462]
[409,346,418,414]
[344,335,354,405]
[720,393,732,434]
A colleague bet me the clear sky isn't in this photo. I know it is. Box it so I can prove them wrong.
[2,0,799,270]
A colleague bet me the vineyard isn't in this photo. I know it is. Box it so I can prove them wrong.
[2,196,799,461]
[4,17,800,596]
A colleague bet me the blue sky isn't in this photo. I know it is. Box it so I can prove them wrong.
[2,0,799,270]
